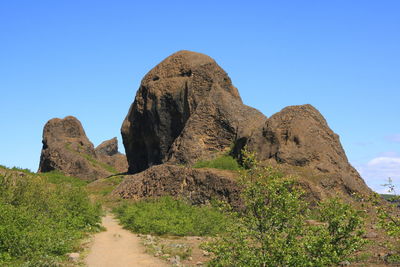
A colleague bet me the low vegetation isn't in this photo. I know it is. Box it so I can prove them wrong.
[0,169,102,266]
[193,154,241,171]
[202,150,366,267]
[114,196,229,236]
[373,178,400,263]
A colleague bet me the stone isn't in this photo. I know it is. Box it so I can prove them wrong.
[363,231,378,239]
[67,252,80,262]
[202,250,210,256]
[304,219,327,227]
[170,255,181,265]
[121,50,265,173]
[38,116,112,180]
[339,260,350,266]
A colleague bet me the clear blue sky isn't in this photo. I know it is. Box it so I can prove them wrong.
[1,1,399,193]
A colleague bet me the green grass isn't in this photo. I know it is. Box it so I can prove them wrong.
[81,153,117,173]
[0,165,33,174]
[42,170,89,187]
[193,155,241,171]
[89,175,124,197]
[114,196,229,236]
[0,168,102,266]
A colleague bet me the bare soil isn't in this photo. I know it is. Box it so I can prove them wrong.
[85,214,168,267]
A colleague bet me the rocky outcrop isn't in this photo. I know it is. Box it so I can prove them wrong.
[112,164,242,207]
[119,50,373,201]
[95,137,128,173]
[234,104,372,195]
[121,50,266,173]
[95,137,119,156]
[38,116,125,180]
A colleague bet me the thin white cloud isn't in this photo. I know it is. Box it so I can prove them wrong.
[386,134,400,143]
[355,155,400,194]
[368,157,400,166]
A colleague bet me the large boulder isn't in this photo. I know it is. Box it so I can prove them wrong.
[121,50,266,173]
[38,116,121,180]
[112,164,242,207]
[234,104,372,196]
[95,137,128,173]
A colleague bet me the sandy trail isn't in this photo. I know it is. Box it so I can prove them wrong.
[85,214,168,267]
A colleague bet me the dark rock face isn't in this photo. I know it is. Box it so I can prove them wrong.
[112,164,242,208]
[234,104,371,195]
[121,50,266,173]
[38,117,129,180]
[95,137,119,156]
[38,116,112,180]
[95,137,128,173]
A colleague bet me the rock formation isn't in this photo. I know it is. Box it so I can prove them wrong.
[121,50,266,173]
[38,116,127,180]
[117,50,373,203]
[233,104,371,196]
[112,164,241,208]
[95,137,128,173]
[95,137,119,156]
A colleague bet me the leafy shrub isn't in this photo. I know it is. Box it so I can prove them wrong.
[203,160,365,266]
[114,196,229,236]
[373,178,400,263]
[193,155,241,171]
[0,171,102,266]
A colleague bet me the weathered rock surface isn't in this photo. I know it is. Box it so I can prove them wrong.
[112,164,242,207]
[38,116,125,180]
[121,50,266,173]
[119,50,373,201]
[95,137,119,156]
[95,137,128,173]
[234,104,372,196]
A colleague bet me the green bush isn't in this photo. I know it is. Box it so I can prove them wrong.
[114,196,229,236]
[203,162,365,266]
[373,178,400,263]
[193,155,241,171]
[0,171,102,266]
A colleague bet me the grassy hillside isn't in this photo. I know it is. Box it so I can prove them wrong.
[0,166,102,266]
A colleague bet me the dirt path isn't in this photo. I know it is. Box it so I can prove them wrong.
[85,214,169,267]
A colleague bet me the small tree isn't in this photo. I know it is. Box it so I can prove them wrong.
[203,149,365,267]
[372,178,400,263]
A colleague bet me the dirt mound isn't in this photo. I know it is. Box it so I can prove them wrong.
[112,164,241,207]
